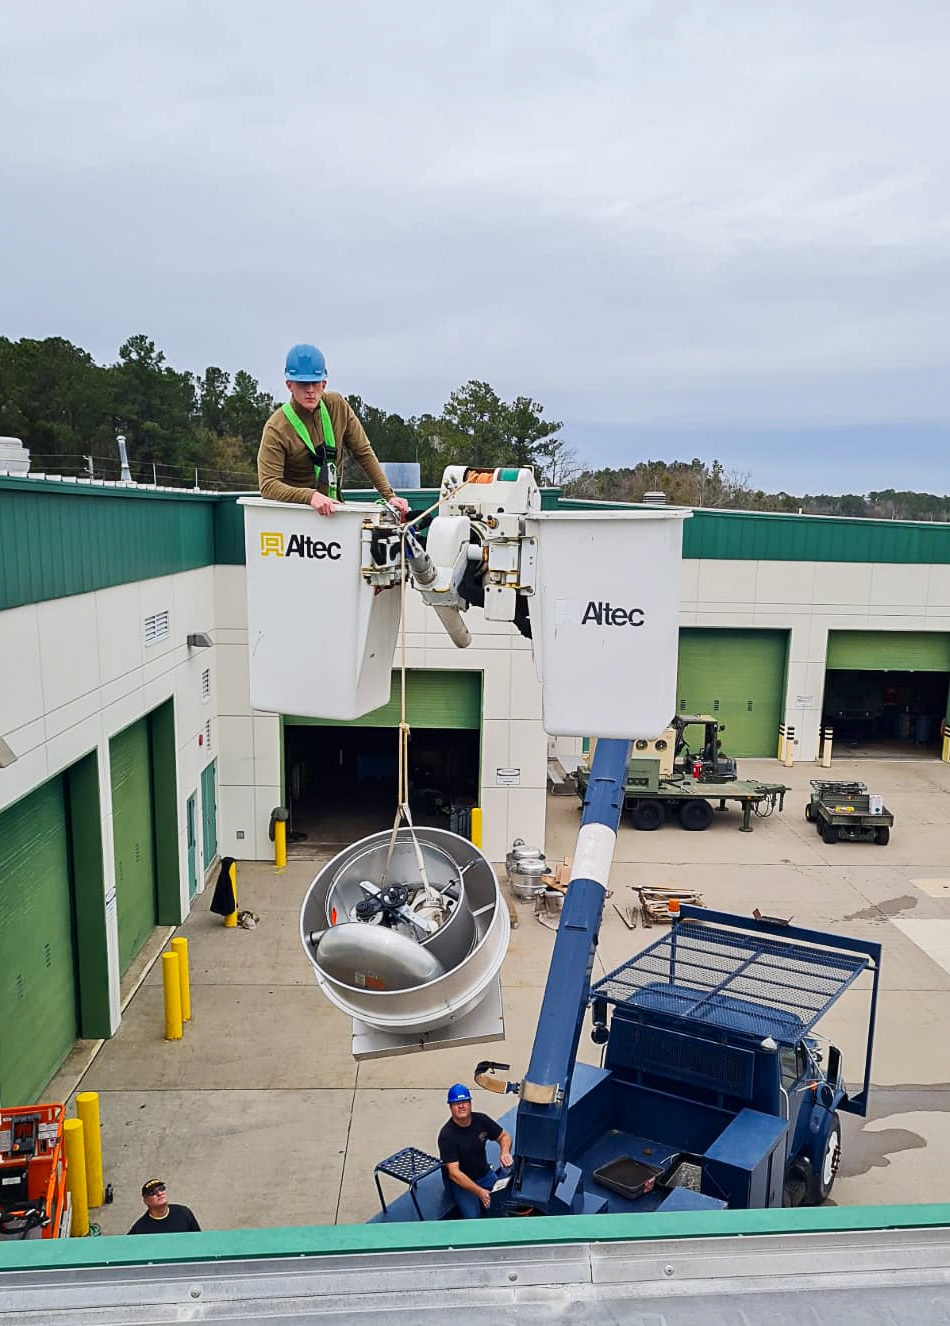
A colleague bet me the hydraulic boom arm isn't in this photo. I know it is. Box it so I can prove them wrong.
[507,738,631,1215]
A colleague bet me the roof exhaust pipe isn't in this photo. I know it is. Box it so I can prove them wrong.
[117,434,132,483]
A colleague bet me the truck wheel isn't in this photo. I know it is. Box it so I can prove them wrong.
[806,1114,841,1204]
[804,802,814,822]
[630,801,664,832]
[875,826,890,846]
[821,823,839,844]
[679,799,714,832]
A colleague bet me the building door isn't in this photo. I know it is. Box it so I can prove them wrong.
[823,631,950,755]
[186,793,198,898]
[200,760,218,871]
[283,669,482,842]
[0,779,79,1106]
[110,719,158,975]
[676,629,789,757]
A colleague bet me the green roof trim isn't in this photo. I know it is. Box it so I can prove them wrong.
[0,1201,948,1270]
[4,476,950,612]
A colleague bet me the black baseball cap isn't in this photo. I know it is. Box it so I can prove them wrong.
[141,1178,166,1196]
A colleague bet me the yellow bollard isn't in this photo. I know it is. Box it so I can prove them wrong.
[75,1092,103,1209]
[171,937,191,1022]
[943,733,950,764]
[274,818,287,869]
[162,951,183,1039]
[63,1117,89,1236]
[470,806,482,850]
[776,723,786,762]
[224,860,238,927]
[821,726,834,769]
[783,725,796,769]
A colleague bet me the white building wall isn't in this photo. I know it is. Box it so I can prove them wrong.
[5,548,950,939]
[0,568,221,1031]
[682,558,950,760]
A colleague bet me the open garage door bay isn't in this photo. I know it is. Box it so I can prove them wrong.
[824,631,950,757]
[283,670,482,844]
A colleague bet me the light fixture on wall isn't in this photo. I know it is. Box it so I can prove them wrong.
[0,736,18,768]
[187,632,214,649]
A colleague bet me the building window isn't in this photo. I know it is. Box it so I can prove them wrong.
[144,611,170,646]
[201,668,211,701]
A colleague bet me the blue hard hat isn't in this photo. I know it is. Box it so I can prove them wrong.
[284,343,328,382]
[447,1083,471,1104]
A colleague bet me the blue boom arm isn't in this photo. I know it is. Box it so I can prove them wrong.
[508,738,631,1215]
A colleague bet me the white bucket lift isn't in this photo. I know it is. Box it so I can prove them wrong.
[240,476,689,736]
[525,508,688,738]
[239,498,402,719]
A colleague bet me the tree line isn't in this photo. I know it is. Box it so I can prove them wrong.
[0,335,569,490]
[1,335,947,521]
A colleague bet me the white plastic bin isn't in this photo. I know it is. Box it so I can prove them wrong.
[525,508,689,738]
[240,498,402,719]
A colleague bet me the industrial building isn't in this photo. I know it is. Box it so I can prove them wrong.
[2,472,950,1108]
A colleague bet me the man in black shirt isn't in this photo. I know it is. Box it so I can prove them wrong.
[128,1179,201,1235]
[437,1083,513,1218]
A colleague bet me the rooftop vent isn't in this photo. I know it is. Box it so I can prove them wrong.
[642,491,667,506]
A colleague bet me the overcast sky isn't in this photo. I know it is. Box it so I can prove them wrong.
[2,1,949,493]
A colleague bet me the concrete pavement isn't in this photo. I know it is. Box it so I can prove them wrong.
[47,756,950,1233]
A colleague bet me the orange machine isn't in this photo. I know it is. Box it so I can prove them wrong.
[0,1103,69,1240]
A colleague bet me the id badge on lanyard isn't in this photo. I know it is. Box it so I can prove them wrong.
[327,459,338,496]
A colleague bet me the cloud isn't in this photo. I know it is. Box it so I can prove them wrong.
[1,1,949,486]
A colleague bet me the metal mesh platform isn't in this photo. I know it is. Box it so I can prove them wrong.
[375,1148,442,1185]
[592,915,872,1043]
[373,1148,444,1220]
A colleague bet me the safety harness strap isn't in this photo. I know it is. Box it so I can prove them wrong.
[282,400,338,499]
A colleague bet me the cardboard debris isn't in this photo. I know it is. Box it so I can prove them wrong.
[538,856,573,892]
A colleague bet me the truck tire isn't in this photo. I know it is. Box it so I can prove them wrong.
[821,823,839,844]
[806,1114,841,1204]
[679,799,714,832]
[875,826,890,846]
[804,802,814,822]
[630,801,664,832]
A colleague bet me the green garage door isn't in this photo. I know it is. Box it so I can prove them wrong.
[110,719,157,975]
[0,779,78,1106]
[288,670,482,729]
[677,629,788,757]
[827,631,950,672]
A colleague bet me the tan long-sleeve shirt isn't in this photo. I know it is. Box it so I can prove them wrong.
[256,393,395,505]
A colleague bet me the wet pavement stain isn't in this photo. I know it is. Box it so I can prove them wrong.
[839,1085,950,1178]
[841,894,919,924]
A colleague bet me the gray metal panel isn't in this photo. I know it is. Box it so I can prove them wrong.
[3,1228,950,1323]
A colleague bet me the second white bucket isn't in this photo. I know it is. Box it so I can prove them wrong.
[525,507,689,738]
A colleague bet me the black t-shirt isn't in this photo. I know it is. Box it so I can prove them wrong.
[128,1203,201,1234]
[438,1112,502,1181]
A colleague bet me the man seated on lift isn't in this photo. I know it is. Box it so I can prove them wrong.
[257,343,410,519]
[438,1083,513,1218]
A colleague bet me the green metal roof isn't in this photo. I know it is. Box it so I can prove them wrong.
[4,474,950,611]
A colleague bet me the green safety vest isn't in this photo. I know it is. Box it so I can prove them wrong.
[282,400,338,500]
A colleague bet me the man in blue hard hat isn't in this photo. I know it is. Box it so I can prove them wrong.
[257,344,410,518]
[438,1083,513,1218]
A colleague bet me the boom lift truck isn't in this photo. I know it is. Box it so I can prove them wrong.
[241,467,880,1223]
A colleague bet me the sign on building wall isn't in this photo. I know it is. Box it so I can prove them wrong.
[495,768,521,786]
